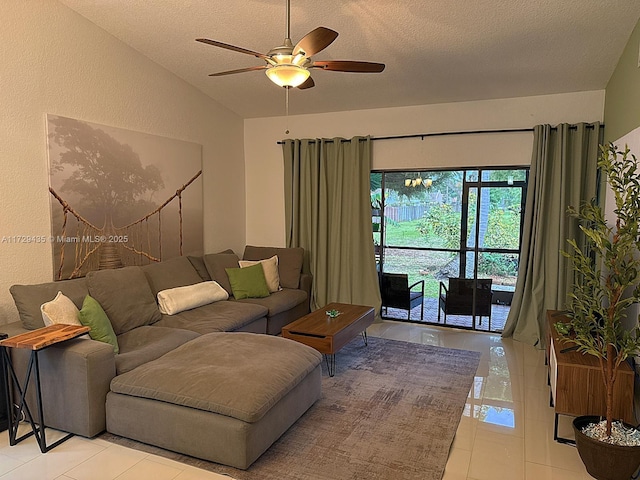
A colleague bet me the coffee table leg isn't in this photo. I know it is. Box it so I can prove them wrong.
[324,354,336,377]
[362,330,368,346]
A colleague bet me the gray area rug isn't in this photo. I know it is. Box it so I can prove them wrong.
[101,336,481,480]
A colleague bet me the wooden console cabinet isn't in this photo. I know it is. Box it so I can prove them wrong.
[546,311,634,442]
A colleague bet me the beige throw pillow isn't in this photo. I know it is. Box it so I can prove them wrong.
[41,291,82,327]
[239,255,280,293]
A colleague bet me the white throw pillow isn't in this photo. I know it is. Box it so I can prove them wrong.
[41,291,82,327]
[157,281,229,315]
[239,255,280,293]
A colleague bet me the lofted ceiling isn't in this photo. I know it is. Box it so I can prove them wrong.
[59,0,640,119]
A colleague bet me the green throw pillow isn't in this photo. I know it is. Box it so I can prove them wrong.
[78,295,119,354]
[225,263,270,300]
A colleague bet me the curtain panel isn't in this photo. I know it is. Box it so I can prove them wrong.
[282,137,382,314]
[502,123,602,347]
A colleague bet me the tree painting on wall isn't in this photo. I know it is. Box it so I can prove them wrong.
[46,114,203,280]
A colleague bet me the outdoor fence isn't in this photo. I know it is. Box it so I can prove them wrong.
[384,205,428,222]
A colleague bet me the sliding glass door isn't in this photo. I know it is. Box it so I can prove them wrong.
[373,167,528,332]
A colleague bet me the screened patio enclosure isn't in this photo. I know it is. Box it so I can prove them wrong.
[372,167,528,333]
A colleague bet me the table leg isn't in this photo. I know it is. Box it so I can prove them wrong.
[1,348,17,441]
[324,354,336,377]
[33,352,48,452]
[2,348,74,453]
[553,413,575,445]
[9,350,40,448]
[361,330,368,346]
[2,347,37,447]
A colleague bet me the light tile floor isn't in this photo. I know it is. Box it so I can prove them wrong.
[0,320,592,479]
[368,320,594,480]
[0,425,231,479]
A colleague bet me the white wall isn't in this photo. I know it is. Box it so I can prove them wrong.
[0,0,245,325]
[244,90,606,247]
[606,127,640,332]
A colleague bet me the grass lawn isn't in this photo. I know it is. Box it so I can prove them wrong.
[382,247,456,298]
[384,219,430,247]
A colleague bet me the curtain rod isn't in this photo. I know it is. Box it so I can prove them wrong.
[276,124,603,145]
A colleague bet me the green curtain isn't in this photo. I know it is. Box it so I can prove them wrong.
[283,137,382,314]
[502,123,602,347]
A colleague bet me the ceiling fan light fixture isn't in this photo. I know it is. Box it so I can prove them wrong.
[198,2,384,90]
[265,64,310,88]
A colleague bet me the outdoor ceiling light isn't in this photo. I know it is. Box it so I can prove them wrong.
[405,176,433,188]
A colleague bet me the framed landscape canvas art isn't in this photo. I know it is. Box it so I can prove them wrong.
[46,114,203,280]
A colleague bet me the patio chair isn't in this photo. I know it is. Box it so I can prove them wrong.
[380,273,425,320]
[438,278,492,325]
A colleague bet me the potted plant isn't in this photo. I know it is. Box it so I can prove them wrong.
[555,143,640,480]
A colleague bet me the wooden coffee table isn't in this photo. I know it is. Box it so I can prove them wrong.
[282,302,374,376]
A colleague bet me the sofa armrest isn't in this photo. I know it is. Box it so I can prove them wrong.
[300,273,313,312]
[7,335,116,437]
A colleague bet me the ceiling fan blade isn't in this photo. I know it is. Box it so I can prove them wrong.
[292,27,338,57]
[311,60,386,73]
[209,66,268,77]
[297,76,315,90]
[196,38,269,60]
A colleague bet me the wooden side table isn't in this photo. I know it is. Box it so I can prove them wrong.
[0,324,90,453]
[545,310,634,444]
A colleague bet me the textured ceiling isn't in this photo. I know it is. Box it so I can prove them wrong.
[59,0,640,119]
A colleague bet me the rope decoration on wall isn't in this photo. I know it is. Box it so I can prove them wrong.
[49,170,202,280]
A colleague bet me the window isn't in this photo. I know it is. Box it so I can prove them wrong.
[372,167,528,332]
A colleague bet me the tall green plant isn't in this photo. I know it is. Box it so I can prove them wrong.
[418,203,460,249]
[556,143,640,437]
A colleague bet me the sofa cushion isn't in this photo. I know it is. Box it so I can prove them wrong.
[157,281,228,315]
[87,266,162,335]
[78,295,119,354]
[187,256,212,281]
[142,257,203,297]
[41,291,82,327]
[115,326,199,375]
[225,264,270,300]
[236,288,308,317]
[239,255,280,293]
[243,246,304,289]
[154,301,268,334]
[109,332,322,423]
[10,277,88,330]
[189,250,235,282]
[203,253,240,294]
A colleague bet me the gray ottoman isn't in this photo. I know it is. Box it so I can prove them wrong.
[106,332,322,469]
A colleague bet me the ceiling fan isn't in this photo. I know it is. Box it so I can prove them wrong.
[196,0,385,90]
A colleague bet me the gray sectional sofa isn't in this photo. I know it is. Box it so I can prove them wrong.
[1,246,321,469]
